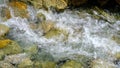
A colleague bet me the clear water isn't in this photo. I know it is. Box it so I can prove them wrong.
[0,1,120,66]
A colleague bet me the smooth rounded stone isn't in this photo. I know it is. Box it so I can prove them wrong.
[115,52,120,59]
[97,0,109,6]
[0,7,11,21]
[8,1,29,18]
[1,40,22,55]
[0,24,9,38]
[60,60,84,68]
[0,61,15,68]
[4,53,28,64]
[90,59,115,68]
[18,58,33,68]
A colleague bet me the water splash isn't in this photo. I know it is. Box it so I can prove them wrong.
[0,5,120,63]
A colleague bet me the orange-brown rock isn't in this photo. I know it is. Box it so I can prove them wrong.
[0,7,11,21]
[8,1,28,18]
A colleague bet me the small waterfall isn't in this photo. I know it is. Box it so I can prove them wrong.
[0,2,120,66]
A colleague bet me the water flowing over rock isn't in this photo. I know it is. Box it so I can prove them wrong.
[0,0,120,68]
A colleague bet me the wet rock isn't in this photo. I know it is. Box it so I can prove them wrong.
[41,61,56,68]
[115,52,120,59]
[40,20,55,33]
[90,59,115,68]
[36,13,46,22]
[0,24,9,38]
[0,61,15,68]
[18,58,33,68]
[34,61,56,68]
[60,60,84,68]
[24,45,38,54]
[4,53,28,64]
[0,39,12,48]
[1,40,22,55]
[21,0,67,10]
[8,1,29,18]
[30,50,54,62]
[0,7,11,21]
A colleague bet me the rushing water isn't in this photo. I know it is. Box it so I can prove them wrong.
[0,1,120,67]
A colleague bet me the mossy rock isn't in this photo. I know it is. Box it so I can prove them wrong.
[8,1,29,18]
[1,40,22,55]
[24,45,38,55]
[60,60,84,68]
[0,24,9,39]
[18,58,33,68]
[34,61,56,68]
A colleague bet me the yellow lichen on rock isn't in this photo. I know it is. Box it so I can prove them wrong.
[0,39,12,48]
